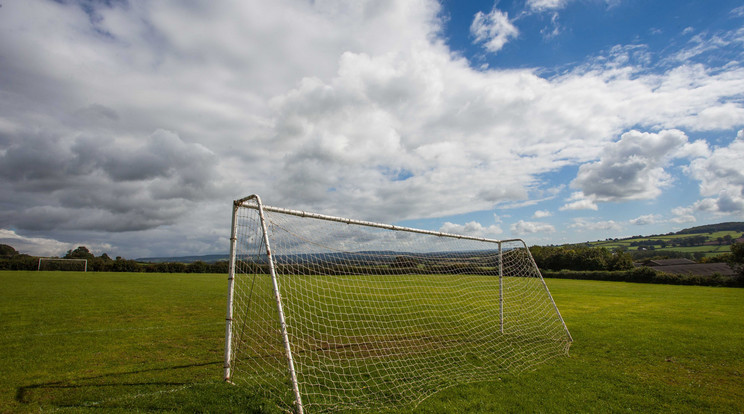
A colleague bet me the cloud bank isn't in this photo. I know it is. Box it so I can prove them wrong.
[0,0,743,256]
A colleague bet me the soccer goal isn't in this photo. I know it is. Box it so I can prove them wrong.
[224,195,572,413]
[38,258,88,272]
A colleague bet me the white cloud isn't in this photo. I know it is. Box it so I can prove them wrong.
[510,220,556,234]
[540,12,563,39]
[0,1,743,257]
[439,221,503,237]
[0,129,222,232]
[671,29,744,68]
[670,206,696,224]
[527,0,619,12]
[571,130,703,203]
[560,192,599,211]
[629,214,660,226]
[0,229,111,257]
[687,130,744,217]
[560,199,599,211]
[569,218,622,232]
[526,0,569,12]
[533,210,552,218]
[470,7,518,53]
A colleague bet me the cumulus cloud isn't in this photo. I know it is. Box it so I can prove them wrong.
[687,130,744,217]
[0,229,111,257]
[533,210,552,218]
[0,128,221,232]
[670,206,697,223]
[560,193,599,211]
[510,220,556,234]
[569,218,622,232]
[470,7,518,53]
[1,0,743,257]
[571,130,703,203]
[439,221,503,238]
[629,214,660,226]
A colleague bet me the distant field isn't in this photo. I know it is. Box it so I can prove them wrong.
[1,271,743,413]
[590,230,742,257]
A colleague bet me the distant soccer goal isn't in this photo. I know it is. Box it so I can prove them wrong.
[37,258,87,272]
[224,195,572,413]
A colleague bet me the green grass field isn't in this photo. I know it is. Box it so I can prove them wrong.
[1,271,743,413]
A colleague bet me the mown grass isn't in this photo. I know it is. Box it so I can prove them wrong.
[1,271,742,413]
[232,273,570,412]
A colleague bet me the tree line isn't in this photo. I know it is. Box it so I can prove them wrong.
[2,242,742,284]
[0,245,229,273]
[629,235,708,248]
[628,234,741,249]
[528,245,634,271]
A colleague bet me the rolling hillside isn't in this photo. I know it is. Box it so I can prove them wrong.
[588,222,744,257]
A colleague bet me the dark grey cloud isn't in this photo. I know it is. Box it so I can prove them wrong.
[571,130,690,202]
[72,104,120,125]
[0,126,222,233]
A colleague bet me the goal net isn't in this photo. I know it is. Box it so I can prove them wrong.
[225,195,572,413]
[38,258,88,272]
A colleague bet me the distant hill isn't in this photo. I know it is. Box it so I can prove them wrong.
[136,254,228,264]
[138,222,744,263]
[588,221,744,258]
[674,222,744,235]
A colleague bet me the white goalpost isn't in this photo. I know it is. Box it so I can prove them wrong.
[37,258,88,272]
[224,195,572,413]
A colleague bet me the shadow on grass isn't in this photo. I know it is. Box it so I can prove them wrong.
[15,360,223,408]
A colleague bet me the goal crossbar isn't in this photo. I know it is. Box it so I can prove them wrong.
[225,194,572,413]
[233,194,526,245]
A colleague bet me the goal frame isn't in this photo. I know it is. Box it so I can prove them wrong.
[224,194,572,413]
[37,258,88,272]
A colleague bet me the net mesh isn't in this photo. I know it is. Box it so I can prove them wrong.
[228,200,571,413]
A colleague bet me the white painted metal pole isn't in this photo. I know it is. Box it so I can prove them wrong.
[252,195,305,414]
[224,200,240,382]
[499,242,504,334]
[238,201,520,246]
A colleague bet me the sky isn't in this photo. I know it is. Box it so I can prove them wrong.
[1,0,743,258]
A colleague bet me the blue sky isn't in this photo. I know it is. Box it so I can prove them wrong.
[0,0,743,257]
[447,1,744,70]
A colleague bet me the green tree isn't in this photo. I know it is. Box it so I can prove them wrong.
[608,250,634,270]
[187,261,207,273]
[731,242,744,264]
[0,244,18,258]
[65,246,95,260]
[729,243,744,283]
